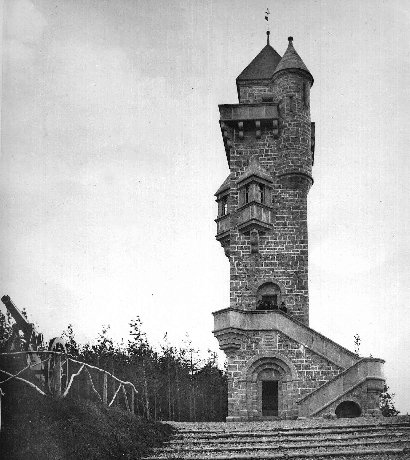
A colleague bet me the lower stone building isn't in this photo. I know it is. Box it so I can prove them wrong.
[212,34,385,420]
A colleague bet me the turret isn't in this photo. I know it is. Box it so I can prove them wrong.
[272,36,314,185]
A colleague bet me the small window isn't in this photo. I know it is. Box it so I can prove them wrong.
[256,184,265,204]
[219,196,228,216]
[262,94,274,103]
[245,184,251,204]
[220,196,228,216]
[303,82,310,108]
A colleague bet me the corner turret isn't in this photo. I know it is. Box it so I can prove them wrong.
[272,36,314,185]
[273,37,313,84]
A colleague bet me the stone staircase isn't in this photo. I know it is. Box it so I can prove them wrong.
[143,417,410,459]
[213,309,386,418]
[297,358,385,417]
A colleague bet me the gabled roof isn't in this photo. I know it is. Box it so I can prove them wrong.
[273,37,313,83]
[237,156,272,184]
[214,174,232,196]
[237,44,281,82]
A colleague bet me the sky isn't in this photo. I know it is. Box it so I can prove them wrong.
[1,0,409,412]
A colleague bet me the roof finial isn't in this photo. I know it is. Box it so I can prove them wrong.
[265,8,270,45]
[288,36,293,44]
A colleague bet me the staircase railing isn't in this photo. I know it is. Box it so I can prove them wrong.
[297,357,385,417]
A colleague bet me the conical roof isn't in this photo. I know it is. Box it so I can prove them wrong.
[237,43,281,82]
[273,37,313,83]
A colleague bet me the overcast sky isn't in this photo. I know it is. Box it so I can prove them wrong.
[1,0,409,412]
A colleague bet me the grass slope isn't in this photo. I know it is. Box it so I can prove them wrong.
[0,383,174,460]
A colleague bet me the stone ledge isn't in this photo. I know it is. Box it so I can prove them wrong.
[213,308,359,369]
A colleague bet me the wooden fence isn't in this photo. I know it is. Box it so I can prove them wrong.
[0,351,138,431]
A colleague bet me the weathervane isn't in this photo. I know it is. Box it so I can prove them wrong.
[265,8,270,45]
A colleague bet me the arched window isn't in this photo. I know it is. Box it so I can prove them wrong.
[256,282,281,310]
[335,401,362,418]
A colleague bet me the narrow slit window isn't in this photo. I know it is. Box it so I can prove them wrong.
[221,196,228,216]
[245,184,251,204]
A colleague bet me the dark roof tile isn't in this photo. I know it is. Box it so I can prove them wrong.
[273,37,313,82]
[237,45,281,82]
[215,174,232,196]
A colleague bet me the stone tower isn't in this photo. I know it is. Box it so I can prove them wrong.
[213,34,385,421]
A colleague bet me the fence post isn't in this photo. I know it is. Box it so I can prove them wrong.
[0,388,4,432]
[53,354,62,397]
[103,372,108,405]
[130,387,135,415]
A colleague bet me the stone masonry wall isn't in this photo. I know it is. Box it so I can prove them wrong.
[226,71,312,325]
[226,330,343,420]
[315,381,382,418]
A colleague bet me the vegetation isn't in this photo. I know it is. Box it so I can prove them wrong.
[0,309,226,459]
[353,333,361,356]
[0,380,174,460]
[0,310,228,422]
[380,384,400,417]
[351,334,400,416]
[1,308,402,460]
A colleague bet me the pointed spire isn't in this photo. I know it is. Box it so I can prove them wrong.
[273,37,313,84]
[267,31,270,46]
[237,41,281,82]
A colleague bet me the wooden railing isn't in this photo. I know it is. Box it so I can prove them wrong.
[0,351,138,430]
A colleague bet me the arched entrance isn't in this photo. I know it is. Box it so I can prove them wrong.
[244,353,298,419]
[335,400,362,418]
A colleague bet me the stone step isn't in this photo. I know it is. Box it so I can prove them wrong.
[144,419,410,460]
[168,431,410,447]
[143,446,409,459]
[175,424,410,439]
[156,437,410,453]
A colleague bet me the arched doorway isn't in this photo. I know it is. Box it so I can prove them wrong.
[335,400,362,418]
[244,353,298,419]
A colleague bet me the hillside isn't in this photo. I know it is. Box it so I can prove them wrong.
[0,382,174,460]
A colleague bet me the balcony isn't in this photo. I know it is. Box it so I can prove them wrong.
[215,214,230,241]
[219,103,279,123]
[237,201,273,233]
